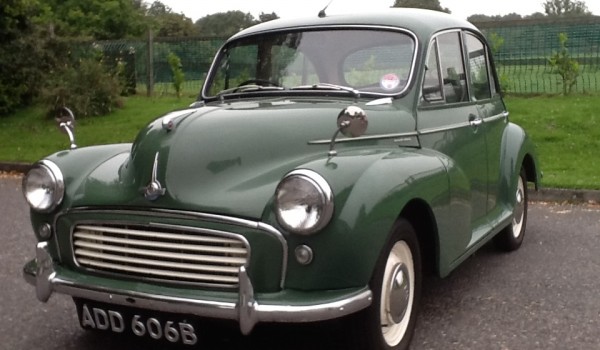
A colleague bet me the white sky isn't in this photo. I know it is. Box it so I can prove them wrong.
[156,0,600,22]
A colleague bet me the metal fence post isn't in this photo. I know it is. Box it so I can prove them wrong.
[146,29,154,97]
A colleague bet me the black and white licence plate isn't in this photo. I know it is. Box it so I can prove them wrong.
[76,301,198,346]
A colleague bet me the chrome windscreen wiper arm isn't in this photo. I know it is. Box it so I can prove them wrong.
[290,83,360,102]
[217,84,285,99]
[224,85,285,94]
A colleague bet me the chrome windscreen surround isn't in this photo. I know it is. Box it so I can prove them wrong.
[72,223,250,289]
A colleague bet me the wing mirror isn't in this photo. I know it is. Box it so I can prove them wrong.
[55,107,77,150]
[328,106,368,157]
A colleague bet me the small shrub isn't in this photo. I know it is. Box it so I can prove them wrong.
[167,52,185,98]
[489,32,512,93]
[548,33,580,95]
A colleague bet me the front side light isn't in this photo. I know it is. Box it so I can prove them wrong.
[22,160,64,212]
[274,169,334,235]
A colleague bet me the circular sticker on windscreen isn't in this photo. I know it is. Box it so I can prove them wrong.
[380,73,401,90]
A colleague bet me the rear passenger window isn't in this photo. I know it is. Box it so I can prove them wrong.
[465,33,491,101]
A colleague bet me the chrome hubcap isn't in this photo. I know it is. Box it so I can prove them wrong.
[512,176,525,238]
[381,241,414,346]
[389,264,410,323]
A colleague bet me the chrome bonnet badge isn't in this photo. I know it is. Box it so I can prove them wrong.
[143,152,166,201]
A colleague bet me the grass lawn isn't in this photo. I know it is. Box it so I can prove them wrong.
[506,95,600,190]
[0,95,192,163]
[0,94,598,189]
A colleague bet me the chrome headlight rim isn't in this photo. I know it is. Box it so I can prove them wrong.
[274,169,334,235]
[22,160,65,213]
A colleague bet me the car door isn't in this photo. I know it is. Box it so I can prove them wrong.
[463,31,509,227]
[417,30,489,259]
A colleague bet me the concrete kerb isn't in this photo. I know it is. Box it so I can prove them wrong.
[0,162,32,174]
[2,162,599,205]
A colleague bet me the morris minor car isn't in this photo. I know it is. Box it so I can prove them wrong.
[22,8,539,350]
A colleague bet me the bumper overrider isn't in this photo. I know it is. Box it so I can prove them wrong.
[23,242,373,335]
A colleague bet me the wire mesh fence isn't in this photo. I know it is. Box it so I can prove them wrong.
[475,16,600,94]
[93,16,600,96]
[96,35,225,96]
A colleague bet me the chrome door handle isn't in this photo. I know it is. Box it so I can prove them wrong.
[468,114,483,127]
[469,118,483,127]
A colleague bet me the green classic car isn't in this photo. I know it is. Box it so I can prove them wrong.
[22,8,539,350]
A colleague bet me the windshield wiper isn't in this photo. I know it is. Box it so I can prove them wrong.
[290,83,360,101]
[217,84,285,98]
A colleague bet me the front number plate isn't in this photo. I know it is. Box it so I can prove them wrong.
[79,303,198,346]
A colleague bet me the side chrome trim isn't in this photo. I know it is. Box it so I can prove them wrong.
[485,112,508,123]
[24,242,373,335]
[418,121,472,136]
[418,112,507,136]
[308,131,419,145]
[56,208,288,289]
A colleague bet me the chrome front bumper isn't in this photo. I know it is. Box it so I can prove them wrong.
[23,242,373,335]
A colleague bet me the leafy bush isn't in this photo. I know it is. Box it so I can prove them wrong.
[41,48,124,118]
[548,33,580,95]
[488,32,512,93]
[167,52,185,98]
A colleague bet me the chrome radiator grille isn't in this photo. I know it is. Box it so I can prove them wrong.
[72,224,249,288]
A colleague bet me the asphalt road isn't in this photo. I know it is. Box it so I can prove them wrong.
[2,174,599,350]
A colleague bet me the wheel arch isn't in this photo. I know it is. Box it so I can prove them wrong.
[521,152,539,190]
[500,122,540,204]
[399,199,440,276]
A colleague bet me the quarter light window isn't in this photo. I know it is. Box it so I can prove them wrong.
[465,33,492,101]
[423,39,443,101]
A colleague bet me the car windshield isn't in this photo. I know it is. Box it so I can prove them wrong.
[204,28,416,98]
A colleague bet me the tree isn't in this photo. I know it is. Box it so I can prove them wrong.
[468,13,522,22]
[526,12,547,19]
[154,13,195,37]
[392,0,450,13]
[40,0,148,39]
[194,11,261,37]
[0,0,49,115]
[258,12,279,23]
[146,0,169,16]
[146,1,195,37]
[543,0,591,16]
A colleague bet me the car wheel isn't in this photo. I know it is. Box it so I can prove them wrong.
[348,219,422,350]
[494,167,528,251]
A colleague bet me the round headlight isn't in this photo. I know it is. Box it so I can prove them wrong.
[22,160,64,212]
[274,169,334,235]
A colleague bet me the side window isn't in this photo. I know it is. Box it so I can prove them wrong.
[465,33,491,101]
[437,32,468,103]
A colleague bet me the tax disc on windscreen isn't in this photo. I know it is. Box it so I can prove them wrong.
[380,73,401,90]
